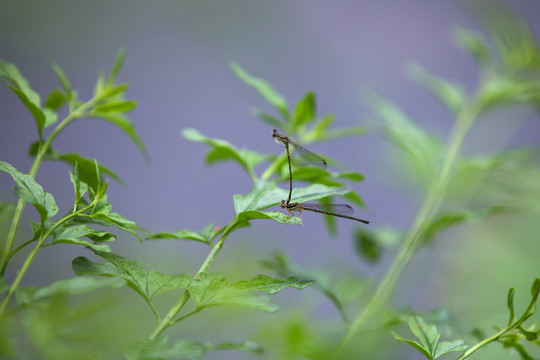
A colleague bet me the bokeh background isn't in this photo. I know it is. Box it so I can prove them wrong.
[1,1,539,359]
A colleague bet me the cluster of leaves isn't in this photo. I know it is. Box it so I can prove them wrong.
[0,48,370,358]
[0,51,146,316]
[358,6,540,260]
[357,6,540,359]
[393,278,540,359]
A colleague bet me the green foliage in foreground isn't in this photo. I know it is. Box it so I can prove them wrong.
[1,5,540,360]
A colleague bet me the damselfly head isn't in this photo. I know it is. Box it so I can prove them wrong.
[272,129,287,145]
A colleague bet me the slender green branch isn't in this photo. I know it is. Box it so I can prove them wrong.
[0,97,99,276]
[169,307,202,326]
[0,202,95,314]
[145,298,161,323]
[261,152,287,180]
[457,328,505,360]
[333,97,482,356]
[147,219,239,340]
[5,238,39,262]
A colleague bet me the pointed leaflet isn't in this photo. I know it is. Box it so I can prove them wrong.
[148,223,226,244]
[422,207,504,244]
[182,128,267,176]
[433,340,467,359]
[408,316,440,358]
[391,331,432,359]
[229,62,289,121]
[148,229,210,244]
[28,143,125,189]
[147,271,191,299]
[407,63,466,115]
[0,59,57,133]
[72,252,147,299]
[44,88,66,111]
[188,273,312,313]
[251,109,284,129]
[453,27,492,67]
[89,111,148,161]
[293,91,316,127]
[0,161,58,222]
[51,224,115,252]
[15,277,125,305]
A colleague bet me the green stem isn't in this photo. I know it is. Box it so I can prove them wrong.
[147,220,238,340]
[261,152,287,180]
[334,100,481,356]
[457,329,505,360]
[0,99,97,276]
[0,202,95,314]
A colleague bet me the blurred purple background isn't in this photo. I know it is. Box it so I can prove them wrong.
[1,1,540,358]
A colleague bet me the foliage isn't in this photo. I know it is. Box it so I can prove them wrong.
[1,4,540,360]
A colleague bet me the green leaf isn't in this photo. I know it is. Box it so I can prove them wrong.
[0,59,50,134]
[422,207,504,244]
[69,163,87,205]
[294,91,316,127]
[453,27,492,67]
[251,109,284,128]
[16,277,125,305]
[313,125,367,142]
[0,201,16,222]
[0,161,59,222]
[188,273,311,313]
[367,93,444,184]
[27,145,125,190]
[236,210,303,225]
[309,113,335,139]
[477,6,540,71]
[433,340,467,359]
[391,331,432,359]
[51,224,115,252]
[232,274,313,295]
[89,112,147,160]
[72,253,147,299]
[50,60,72,94]
[182,128,267,177]
[44,88,66,111]
[93,100,137,113]
[148,224,226,244]
[229,62,289,120]
[408,316,440,358]
[148,229,210,244]
[187,273,227,307]
[354,228,382,263]
[147,271,191,299]
[407,63,466,115]
[508,287,516,326]
[233,179,353,214]
[477,76,540,113]
[107,48,125,85]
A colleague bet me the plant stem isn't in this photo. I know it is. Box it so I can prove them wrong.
[333,99,481,356]
[0,100,96,276]
[0,202,95,314]
[147,220,239,340]
[457,328,505,360]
